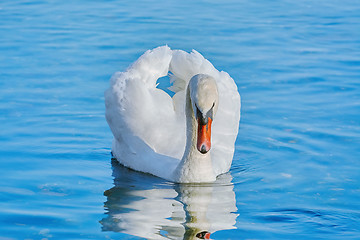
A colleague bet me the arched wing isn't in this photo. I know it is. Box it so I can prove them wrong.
[105,46,185,160]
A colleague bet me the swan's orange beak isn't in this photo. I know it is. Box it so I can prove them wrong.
[197,117,212,154]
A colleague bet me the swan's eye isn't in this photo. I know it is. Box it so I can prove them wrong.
[195,104,207,125]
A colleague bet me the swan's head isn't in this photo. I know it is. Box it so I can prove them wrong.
[189,74,219,154]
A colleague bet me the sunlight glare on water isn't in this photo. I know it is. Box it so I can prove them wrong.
[1,0,360,239]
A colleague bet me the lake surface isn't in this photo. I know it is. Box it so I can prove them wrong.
[1,0,360,239]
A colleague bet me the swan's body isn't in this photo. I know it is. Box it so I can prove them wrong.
[105,46,240,183]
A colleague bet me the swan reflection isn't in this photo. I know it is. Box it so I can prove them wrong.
[101,159,238,239]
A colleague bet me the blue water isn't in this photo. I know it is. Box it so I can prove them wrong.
[1,0,360,239]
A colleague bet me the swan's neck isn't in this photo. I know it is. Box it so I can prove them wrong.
[173,88,216,183]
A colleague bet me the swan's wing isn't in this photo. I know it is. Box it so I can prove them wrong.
[169,49,219,92]
[105,46,185,163]
[211,71,241,175]
[169,49,241,175]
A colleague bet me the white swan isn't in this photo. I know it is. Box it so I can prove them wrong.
[105,46,240,183]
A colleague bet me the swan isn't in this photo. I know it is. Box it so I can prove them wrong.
[105,46,240,183]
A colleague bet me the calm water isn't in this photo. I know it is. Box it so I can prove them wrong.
[1,0,360,239]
